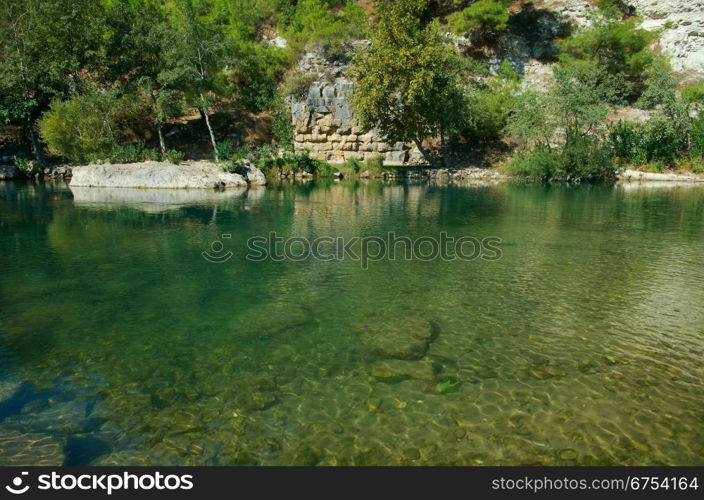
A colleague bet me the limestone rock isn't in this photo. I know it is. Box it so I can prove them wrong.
[242,161,267,186]
[70,162,247,189]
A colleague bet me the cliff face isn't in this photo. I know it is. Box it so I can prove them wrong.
[533,0,704,76]
[630,0,704,75]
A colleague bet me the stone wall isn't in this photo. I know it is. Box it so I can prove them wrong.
[290,78,423,165]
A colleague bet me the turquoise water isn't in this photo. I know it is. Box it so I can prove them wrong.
[0,179,703,465]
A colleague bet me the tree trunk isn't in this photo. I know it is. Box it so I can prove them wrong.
[439,126,450,168]
[413,138,435,167]
[156,121,166,154]
[200,93,218,161]
[28,122,45,165]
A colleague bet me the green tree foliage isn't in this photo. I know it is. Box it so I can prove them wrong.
[165,0,231,160]
[350,0,467,165]
[506,64,616,182]
[0,0,106,162]
[446,0,510,45]
[282,0,367,51]
[557,10,658,104]
[104,0,185,153]
[38,92,149,163]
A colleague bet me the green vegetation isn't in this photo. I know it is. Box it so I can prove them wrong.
[350,0,467,166]
[1,0,702,181]
[446,0,510,45]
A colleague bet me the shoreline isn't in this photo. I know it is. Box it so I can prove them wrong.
[2,162,704,186]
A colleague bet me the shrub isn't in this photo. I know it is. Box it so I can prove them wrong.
[223,160,248,176]
[103,142,160,164]
[507,146,562,182]
[446,0,510,45]
[365,154,384,173]
[557,15,658,103]
[163,149,185,164]
[232,43,290,112]
[608,121,646,164]
[344,157,362,174]
[257,151,332,176]
[215,141,236,162]
[279,70,317,100]
[508,140,617,183]
[39,91,149,163]
[39,93,118,162]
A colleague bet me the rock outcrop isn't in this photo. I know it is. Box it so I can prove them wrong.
[70,162,248,189]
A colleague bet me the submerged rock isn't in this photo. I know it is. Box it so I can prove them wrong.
[0,379,23,404]
[0,430,64,466]
[70,162,247,189]
[371,359,435,382]
[356,316,436,360]
[0,165,18,180]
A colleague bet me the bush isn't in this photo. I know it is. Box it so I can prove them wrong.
[557,15,657,103]
[508,140,617,183]
[344,157,362,174]
[39,91,149,163]
[279,70,317,100]
[231,43,290,113]
[102,142,160,164]
[216,141,236,162]
[258,151,332,176]
[39,93,118,162]
[365,154,384,173]
[446,0,510,45]
[608,120,646,164]
[223,160,248,176]
[163,149,185,164]
[283,0,367,51]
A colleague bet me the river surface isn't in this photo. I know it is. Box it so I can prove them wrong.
[0,180,702,465]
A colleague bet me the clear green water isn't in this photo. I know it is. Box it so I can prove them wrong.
[0,180,703,466]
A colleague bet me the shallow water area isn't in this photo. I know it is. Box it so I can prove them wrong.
[0,179,702,465]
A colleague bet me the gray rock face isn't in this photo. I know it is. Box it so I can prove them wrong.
[70,162,247,189]
[0,165,19,180]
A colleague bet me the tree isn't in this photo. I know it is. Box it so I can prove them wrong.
[557,8,657,103]
[0,0,105,163]
[350,0,467,166]
[165,0,230,160]
[104,0,184,153]
[446,0,510,46]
